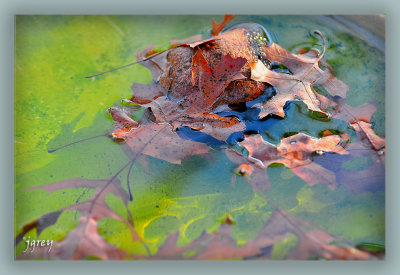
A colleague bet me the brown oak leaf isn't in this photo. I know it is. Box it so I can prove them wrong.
[251,39,348,118]
[228,133,347,191]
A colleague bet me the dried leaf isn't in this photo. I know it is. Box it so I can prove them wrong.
[109,105,240,164]
[211,15,235,36]
[134,45,169,82]
[352,121,385,151]
[22,17,384,260]
[170,34,203,48]
[130,83,163,104]
[228,133,347,190]
[251,42,348,118]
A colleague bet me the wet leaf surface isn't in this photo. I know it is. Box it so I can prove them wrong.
[15,15,385,260]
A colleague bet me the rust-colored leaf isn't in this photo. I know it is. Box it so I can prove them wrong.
[109,107,211,164]
[211,15,235,36]
[186,49,247,112]
[29,16,384,260]
[352,121,385,151]
[228,133,347,190]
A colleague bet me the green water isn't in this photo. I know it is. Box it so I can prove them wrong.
[15,15,385,258]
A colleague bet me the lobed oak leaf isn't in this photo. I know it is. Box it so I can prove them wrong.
[250,41,348,118]
[289,162,337,189]
[110,108,210,164]
[158,46,195,100]
[241,133,346,168]
[139,27,257,110]
[122,124,210,164]
[264,43,347,97]
[229,133,347,190]
[19,16,385,261]
[278,133,346,160]
[251,61,322,117]
[109,105,244,164]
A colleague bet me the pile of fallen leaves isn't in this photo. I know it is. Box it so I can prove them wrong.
[17,15,385,260]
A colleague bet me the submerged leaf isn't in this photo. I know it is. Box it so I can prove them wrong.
[142,208,376,260]
[18,216,127,260]
[17,16,385,260]
[18,176,145,259]
[230,133,346,190]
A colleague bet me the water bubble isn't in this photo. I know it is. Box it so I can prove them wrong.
[227,23,274,46]
[227,23,275,68]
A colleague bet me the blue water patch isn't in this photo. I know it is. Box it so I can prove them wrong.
[227,100,353,145]
[177,100,355,148]
[176,126,227,149]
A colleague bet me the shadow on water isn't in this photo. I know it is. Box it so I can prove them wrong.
[178,100,355,148]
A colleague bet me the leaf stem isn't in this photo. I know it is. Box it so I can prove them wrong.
[47,133,109,153]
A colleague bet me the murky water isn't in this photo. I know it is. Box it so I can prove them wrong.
[15,15,385,258]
